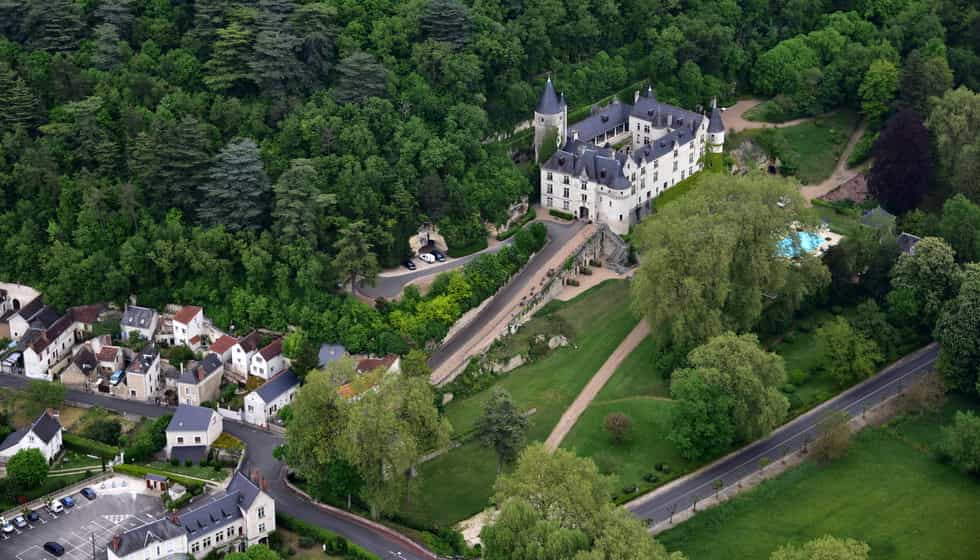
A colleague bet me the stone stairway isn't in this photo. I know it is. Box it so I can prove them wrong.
[601,224,630,273]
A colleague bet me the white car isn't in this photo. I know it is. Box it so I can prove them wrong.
[418,253,436,264]
[1,517,13,534]
[48,501,64,514]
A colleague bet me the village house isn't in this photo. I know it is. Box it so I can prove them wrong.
[0,283,45,341]
[535,79,725,235]
[208,334,238,365]
[177,353,224,406]
[172,305,205,349]
[165,404,223,464]
[61,334,118,390]
[0,410,63,474]
[107,471,275,560]
[119,344,162,402]
[337,355,402,401]
[249,338,285,380]
[120,305,159,342]
[230,331,263,380]
[244,370,299,428]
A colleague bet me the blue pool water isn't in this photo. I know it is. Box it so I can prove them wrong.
[777,231,823,257]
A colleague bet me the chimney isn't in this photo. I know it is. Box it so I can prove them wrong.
[262,478,270,492]
[634,90,640,103]
[712,96,717,109]
[251,467,260,485]
[197,367,205,381]
[112,535,121,551]
[667,114,673,129]
[171,510,180,525]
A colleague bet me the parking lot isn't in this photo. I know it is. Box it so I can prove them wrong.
[0,479,166,560]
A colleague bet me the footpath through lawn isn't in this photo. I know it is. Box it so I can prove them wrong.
[657,394,980,560]
[400,279,640,528]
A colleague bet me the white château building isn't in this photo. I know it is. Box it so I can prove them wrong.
[535,78,725,235]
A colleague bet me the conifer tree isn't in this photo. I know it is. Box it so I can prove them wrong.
[421,0,472,49]
[333,52,388,104]
[92,23,123,71]
[272,159,335,245]
[204,10,256,93]
[94,0,135,38]
[333,221,380,296]
[0,68,39,133]
[198,138,271,231]
[25,0,82,53]
[131,117,213,216]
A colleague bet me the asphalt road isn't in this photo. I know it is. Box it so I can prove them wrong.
[627,344,939,526]
[0,376,434,560]
[427,219,587,372]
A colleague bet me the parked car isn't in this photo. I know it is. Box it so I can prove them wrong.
[44,542,66,557]
[48,500,63,514]
[431,249,446,262]
[27,511,40,523]
[1,518,13,534]
[12,515,27,529]
[418,252,436,264]
[80,488,96,501]
[59,496,75,508]
[403,259,416,271]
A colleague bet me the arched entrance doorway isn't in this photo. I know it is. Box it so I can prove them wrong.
[579,207,589,219]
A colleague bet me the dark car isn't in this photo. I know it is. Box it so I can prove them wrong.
[43,542,65,557]
[80,488,96,501]
[27,510,40,523]
[432,250,446,262]
[403,259,416,271]
[59,496,75,508]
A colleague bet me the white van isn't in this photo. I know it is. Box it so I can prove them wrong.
[48,500,64,514]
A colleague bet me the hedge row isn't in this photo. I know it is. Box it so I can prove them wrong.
[549,209,575,220]
[276,512,379,560]
[63,433,119,459]
[496,211,536,241]
[112,464,205,494]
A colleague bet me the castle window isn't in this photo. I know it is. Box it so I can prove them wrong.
[641,167,646,175]
[619,214,623,221]
[581,181,587,189]
[563,201,570,210]
[581,194,587,202]
[547,197,553,207]
[563,188,569,198]
[654,160,659,169]
[644,137,649,145]
[673,161,678,171]
[644,126,650,133]
[674,149,678,158]
[547,185,553,194]
[546,172,553,181]
[563,176,570,185]
[635,123,640,131]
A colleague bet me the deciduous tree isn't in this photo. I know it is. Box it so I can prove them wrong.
[7,448,48,489]
[476,388,528,473]
[938,194,980,263]
[868,109,933,214]
[859,58,899,123]
[811,411,853,463]
[926,87,980,200]
[941,411,980,475]
[934,264,980,395]
[816,316,883,387]
[887,237,959,330]
[900,49,954,115]
[333,52,388,104]
[603,412,633,444]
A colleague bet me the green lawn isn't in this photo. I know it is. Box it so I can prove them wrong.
[404,280,640,528]
[742,99,809,123]
[658,396,980,560]
[54,449,102,470]
[147,461,231,482]
[809,200,864,236]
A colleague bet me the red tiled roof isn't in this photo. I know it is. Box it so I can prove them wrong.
[209,335,237,354]
[70,303,104,325]
[238,331,262,353]
[337,384,356,400]
[97,346,119,362]
[30,314,73,354]
[356,355,397,374]
[173,305,202,325]
[259,339,282,360]
[189,335,201,345]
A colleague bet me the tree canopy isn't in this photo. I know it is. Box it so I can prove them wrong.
[770,535,870,560]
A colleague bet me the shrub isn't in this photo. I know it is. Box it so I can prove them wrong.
[781,383,797,394]
[549,209,575,220]
[604,412,633,444]
[185,459,193,467]
[566,278,580,287]
[64,433,120,459]
[643,473,659,483]
[84,417,123,446]
[580,267,593,275]
[298,536,316,549]
[276,513,377,559]
[788,369,809,386]
[170,457,179,466]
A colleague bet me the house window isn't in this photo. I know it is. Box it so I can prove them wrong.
[258,523,266,533]
[194,436,202,443]
[177,436,184,444]
[203,537,211,548]
[130,390,136,397]
[258,506,266,519]
[247,405,254,412]
[191,543,200,553]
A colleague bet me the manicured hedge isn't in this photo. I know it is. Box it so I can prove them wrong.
[549,209,575,220]
[63,433,120,459]
[112,464,204,494]
[276,512,379,560]
[496,211,536,241]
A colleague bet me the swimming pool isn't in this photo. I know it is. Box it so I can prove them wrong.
[777,231,823,257]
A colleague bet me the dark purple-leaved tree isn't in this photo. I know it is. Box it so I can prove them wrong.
[868,109,933,214]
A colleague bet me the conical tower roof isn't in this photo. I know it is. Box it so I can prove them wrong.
[536,76,565,115]
[708,98,724,133]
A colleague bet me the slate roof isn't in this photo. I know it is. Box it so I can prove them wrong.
[29,314,73,354]
[178,490,241,539]
[127,344,159,374]
[708,105,725,133]
[121,305,157,330]
[209,335,237,355]
[73,346,98,374]
[173,306,202,325]
[179,353,223,385]
[629,127,699,165]
[567,102,631,143]
[0,428,29,452]
[170,445,208,464]
[226,471,261,509]
[536,77,566,115]
[258,339,282,361]
[897,232,922,255]
[32,410,62,443]
[318,344,347,367]
[542,141,631,190]
[860,206,896,229]
[253,369,299,403]
[167,405,216,432]
[110,517,186,557]
[631,88,703,129]
[30,307,61,330]
[17,297,45,323]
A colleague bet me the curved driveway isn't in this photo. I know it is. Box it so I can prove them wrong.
[627,344,939,527]
[0,375,434,560]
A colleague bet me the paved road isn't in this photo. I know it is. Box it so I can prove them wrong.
[627,344,939,527]
[0,376,434,560]
[427,219,587,374]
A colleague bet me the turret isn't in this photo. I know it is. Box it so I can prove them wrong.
[707,97,725,153]
[533,76,567,161]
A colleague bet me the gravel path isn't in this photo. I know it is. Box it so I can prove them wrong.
[544,320,651,450]
[800,120,866,201]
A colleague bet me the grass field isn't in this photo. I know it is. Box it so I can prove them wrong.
[658,395,980,560]
[742,99,808,123]
[402,280,640,527]
[147,461,230,481]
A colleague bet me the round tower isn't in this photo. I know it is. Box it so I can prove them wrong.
[533,76,567,161]
[707,97,725,153]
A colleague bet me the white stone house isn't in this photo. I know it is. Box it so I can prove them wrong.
[120,305,159,342]
[172,305,205,349]
[0,283,42,341]
[107,471,275,560]
[177,353,224,406]
[244,370,299,427]
[208,334,238,365]
[21,314,75,381]
[165,404,223,463]
[230,331,263,378]
[0,410,63,467]
[535,82,726,235]
[249,338,285,380]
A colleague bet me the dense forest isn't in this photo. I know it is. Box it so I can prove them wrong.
[0,0,977,353]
